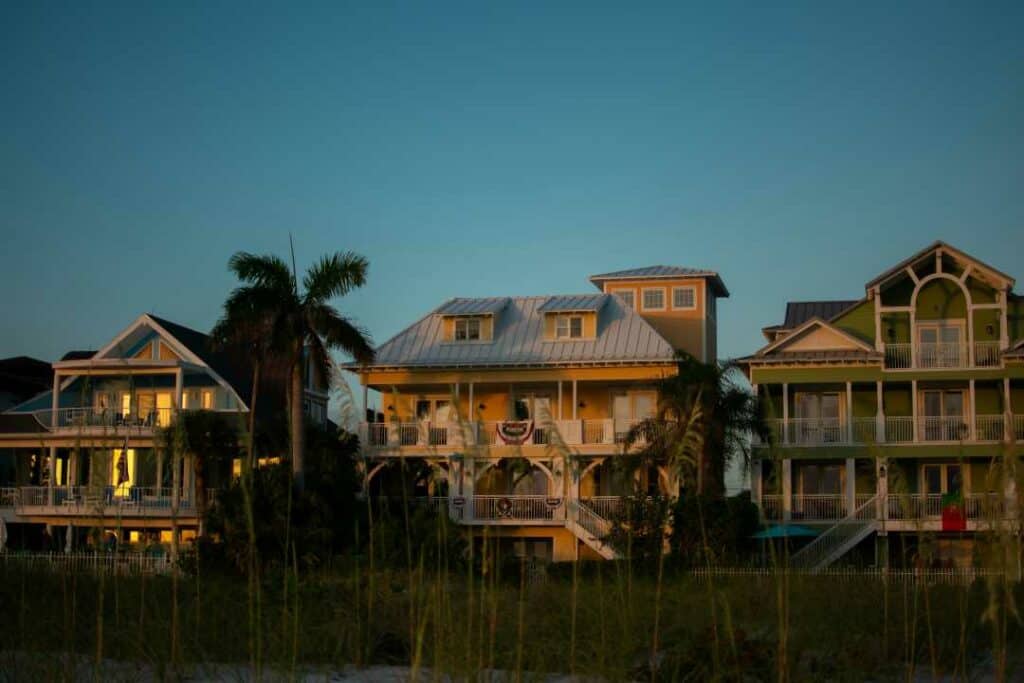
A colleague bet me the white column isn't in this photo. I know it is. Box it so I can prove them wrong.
[174,367,183,414]
[468,382,474,418]
[782,383,789,445]
[846,381,854,443]
[572,379,578,420]
[873,287,883,352]
[782,459,792,522]
[967,302,975,367]
[845,457,856,516]
[876,458,888,524]
[876,381,885,443]
[47,446,56,506]
[911,380,918,442]
[557,381,563,420]
[969,379,976,441]
[51,370,60,428]
[999,289,1009,350]
[1004,378,1013,442]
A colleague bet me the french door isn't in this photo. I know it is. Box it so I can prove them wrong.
[920,390,966,441]
[916,323,964,368]
[794,393,842,444]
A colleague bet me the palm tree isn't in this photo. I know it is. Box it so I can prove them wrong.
[216,251,375,492]
[627,353,763,497]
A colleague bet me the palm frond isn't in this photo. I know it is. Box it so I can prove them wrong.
[307,302,375,364]
[302,251,369,303]
[228,252,295,293]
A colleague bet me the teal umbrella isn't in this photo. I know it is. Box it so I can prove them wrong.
[752,524,820,539]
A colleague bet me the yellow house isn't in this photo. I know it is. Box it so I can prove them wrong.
[350,266,728,562]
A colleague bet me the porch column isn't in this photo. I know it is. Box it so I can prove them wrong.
[571,379,578,420]
[969,379,977,441]
[51,370,60,428]
[999,290,1009,350]
[782,383,789,445]
[67,450,77,492]
[47,447,56,506]
[846,381,853,443]
[911,380,919,443]
[845,457,856,517]
[174,367,184,413]
[751,458,763,511]
[876,458,888,525]
[468,382,474,421]
[875,381,885,444]
[557,381,563,420]
[463,458,475,522]
[1004,378,1013,442]
[782,459,792,522]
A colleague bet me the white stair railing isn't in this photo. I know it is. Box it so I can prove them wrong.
[789,495,877,572]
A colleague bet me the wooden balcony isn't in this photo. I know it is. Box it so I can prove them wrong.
[883,341,1002,370]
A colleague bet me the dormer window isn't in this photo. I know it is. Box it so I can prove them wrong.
[555,314,583,339]
[454,317,482,341]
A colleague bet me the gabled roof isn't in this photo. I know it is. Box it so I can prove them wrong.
[741,317,882,366]
[783,300,859,329]
[589,265,730,297]
[436,298,511,316]
[363,295,676,369]
[60,350,96,361]
[865,241,1015,291]
[537,294,608,313]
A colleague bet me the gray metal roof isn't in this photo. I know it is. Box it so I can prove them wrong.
[783,301,859,329]
[436,297,511,315]
[367,296,676,368]
[589,265,730,297]
[537,294,608,313]
[739,350,883,365]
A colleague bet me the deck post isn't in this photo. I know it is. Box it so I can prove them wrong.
[781,458,792,522]
[846,381,853,443]
[969,379,976,441]
[876,457,888,525]
[47,446,56,506]
[51,370,60,428]
[845,457,856,517]
[911,380,919,443]
[1004,378,1012,441]
[782,383,789,445]
[572,379,578,420]
[557,381,563,420]
[173,367,183,415]
[875,381,885,443]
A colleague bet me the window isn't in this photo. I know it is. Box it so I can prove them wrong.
[641,288,665,311]
[672,286,696,310]
[611,289,635,309]
[555,314,583,339]
[454,317,482,341]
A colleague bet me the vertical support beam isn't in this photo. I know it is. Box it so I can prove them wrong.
[911,380,919,443]
[872,286,883,352]
[782,459,792,522]
[876,380,885,443]
[156,448,164,491]
[751,458,763,512]
[1004,377,1012,442]
[47,446,56,506]
[969,379,976,441]
[572,379,578,420]
[557,381,563,420]
[967,297,976,367]
[1000,289,1009,350]
[468,382,475,421]
[51,370,60,428]
[361,377,368,423]
[876,457,888,525]
[174,366,183,415]
[909,307,917,369]
[845,457,856,516]
[782,383,789,445]
[846,381,854,443]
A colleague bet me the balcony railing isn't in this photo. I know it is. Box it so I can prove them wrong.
[471,495,559,521]
[32,407,175,431]
[886,493,1005,521]
[14,486,200,517]
[761,493,875,522]
[883,341,1003,369]
[760,493,1004,522]
[757,415,1020,447]
[359,418,668,450]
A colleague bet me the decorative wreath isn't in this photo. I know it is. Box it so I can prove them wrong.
[497,497,513,517]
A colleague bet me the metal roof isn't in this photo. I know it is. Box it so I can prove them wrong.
[367,295,676,368]
[435,297,511,315]
[589,265,730,297]
[783,301,859,329]
[537,294,609,313]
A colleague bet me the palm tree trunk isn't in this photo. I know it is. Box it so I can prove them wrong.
[290,357,305,493]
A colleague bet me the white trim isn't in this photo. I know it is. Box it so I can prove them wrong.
[640,287,667,312]
[608,287,636,309]
[758,316,877,356]
[670,285,697,311]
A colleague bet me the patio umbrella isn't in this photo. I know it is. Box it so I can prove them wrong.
[751,524,820,539]
[0,517,7,553]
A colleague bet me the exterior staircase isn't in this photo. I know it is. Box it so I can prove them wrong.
[565,499,619,560]
[789,495,877,572]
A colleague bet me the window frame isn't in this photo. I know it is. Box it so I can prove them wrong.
[671,285,697,311]
[609,287,636,309]
[454,316,482,341]
[641,287,666,312]
[555,314,584,340]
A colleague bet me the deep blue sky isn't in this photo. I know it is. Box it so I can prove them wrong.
[3,1,1023,366]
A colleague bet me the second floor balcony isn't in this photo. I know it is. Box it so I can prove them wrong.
[32,406,176,433]
[358,418,666,453]
[756,414,1024,448]
[883,341,1002,370]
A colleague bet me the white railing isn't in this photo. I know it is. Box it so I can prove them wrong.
[580,496,623,520]
[786,419,845,446]
[789,495,877,571]
[918,416,970,442]
[359,418,669,449]
[33,407,175,430]
[885,416,914,443]
[14,486,194,515]
[0,487,17,508]
[884,343,912,369]
[974,341,1001,367]
[760,494,784,520]
[886,493,1004,521]
[790,494,846,521]
[975,414,1005,441]
[0,552,175,575]
[885,341,1001,369]
[471,495,558,521]
[582,419,612,444]
[1014,415,1024,441]
[689,567,1005,585]
[569,499,611,539]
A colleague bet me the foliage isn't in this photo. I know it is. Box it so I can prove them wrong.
[669,492,760,567]
[627,353,764,497]
[605,495,673,566]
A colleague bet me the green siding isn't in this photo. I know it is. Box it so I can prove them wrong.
[1009,296,1024,345]
[974,385,1002,414]
[966,276,997,304]
[883,386,912,417]
[851,388,877,418]
[832,300,875,345]
[972,308,1001,343]
[881,313,911,343]
[915,279,967,321]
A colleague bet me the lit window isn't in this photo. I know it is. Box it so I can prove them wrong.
[612,290,635,309]
[556,315,584,339]
[672,287,696,310]
[642,289,665,310]
[454,317,481,341]
[201,390,214,409]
